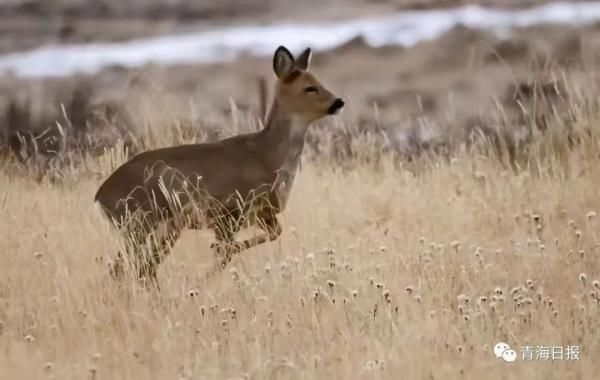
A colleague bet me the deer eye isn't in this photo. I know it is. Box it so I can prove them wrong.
[304,86,318,94]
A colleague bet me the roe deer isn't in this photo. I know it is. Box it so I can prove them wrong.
[94,45,345,288]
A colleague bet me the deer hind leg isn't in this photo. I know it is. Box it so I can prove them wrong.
[111,216,182,290]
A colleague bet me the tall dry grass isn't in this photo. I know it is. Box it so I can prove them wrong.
[1,81,600,380]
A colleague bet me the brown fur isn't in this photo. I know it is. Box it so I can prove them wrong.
[94,45,344,289]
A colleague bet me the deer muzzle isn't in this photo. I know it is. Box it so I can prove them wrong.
[328,98,345,115]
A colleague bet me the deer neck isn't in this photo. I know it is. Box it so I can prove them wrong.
[257,100,310,173]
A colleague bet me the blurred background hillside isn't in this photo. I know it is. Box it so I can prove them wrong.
[0,0,587,52]
[0,0,598,173]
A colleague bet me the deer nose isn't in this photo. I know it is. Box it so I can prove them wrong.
[328,98,345,115]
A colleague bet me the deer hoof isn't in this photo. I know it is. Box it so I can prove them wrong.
[109,253,126,281]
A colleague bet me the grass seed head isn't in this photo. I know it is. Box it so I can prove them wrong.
[588,291,597,300]
[450,241,461,251]
[382,289,391,302]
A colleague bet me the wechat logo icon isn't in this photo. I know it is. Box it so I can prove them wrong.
[494,342,517,363]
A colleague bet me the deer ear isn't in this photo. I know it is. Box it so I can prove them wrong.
[273,46,295,79]
[295,48,312,70]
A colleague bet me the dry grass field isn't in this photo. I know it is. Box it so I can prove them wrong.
[1,2,600,379]
[1,86,600,379]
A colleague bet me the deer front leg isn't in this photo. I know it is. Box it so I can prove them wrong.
[220,215,282,267]
[238,215,282,251]
[210,215,243,268]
